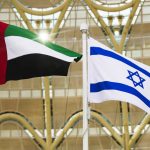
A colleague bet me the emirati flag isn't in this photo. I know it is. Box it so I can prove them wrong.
[0,21,82,84]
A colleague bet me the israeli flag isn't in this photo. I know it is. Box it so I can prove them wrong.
[88,37,150,114]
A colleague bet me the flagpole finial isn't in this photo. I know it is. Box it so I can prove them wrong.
[80,23,88,32]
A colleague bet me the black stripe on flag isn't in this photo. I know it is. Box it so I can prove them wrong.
[6,54,70,81]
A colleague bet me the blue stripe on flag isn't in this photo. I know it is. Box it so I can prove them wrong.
[90,47,150,77]
[90,81,150,108]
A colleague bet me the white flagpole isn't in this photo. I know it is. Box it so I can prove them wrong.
[80,23,89,150]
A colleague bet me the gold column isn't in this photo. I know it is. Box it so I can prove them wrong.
[0,112,46,149]
[122,103,130,150]
[44,77,53,150]
[9,1,72,149]
[129,114,150,147]
[45,1,72,149]
[85,0,141,149]
[52,110,123,148]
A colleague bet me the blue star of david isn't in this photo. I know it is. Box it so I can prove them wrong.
[126,70,145,89]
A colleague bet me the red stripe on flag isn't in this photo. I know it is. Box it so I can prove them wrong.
[0,22,8,84]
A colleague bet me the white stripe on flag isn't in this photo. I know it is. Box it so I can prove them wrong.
[5,36,75,62]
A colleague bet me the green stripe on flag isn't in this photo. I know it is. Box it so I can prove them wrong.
[5,25,82,61]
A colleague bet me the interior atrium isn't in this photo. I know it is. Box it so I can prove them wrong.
[0,0,150,149]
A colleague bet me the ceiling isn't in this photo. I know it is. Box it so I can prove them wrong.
[94,0,127,4]
[17,0,62,8]
[6,0,131,8]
